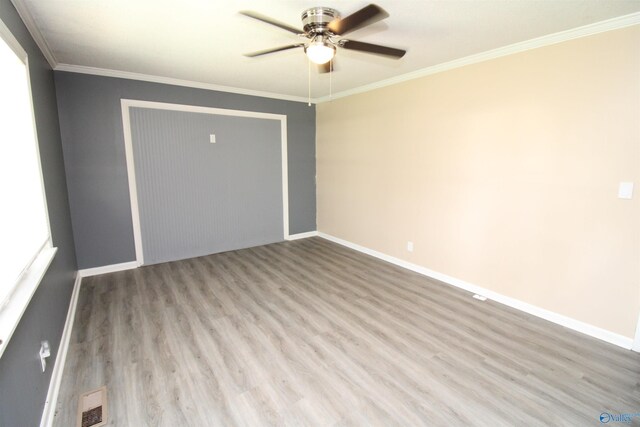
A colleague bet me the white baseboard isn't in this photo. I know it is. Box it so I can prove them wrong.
[633,313,640,352]
[40,273,82,427]
[78,261,139,278]
[318,232,635,351]
[286,231,319,240]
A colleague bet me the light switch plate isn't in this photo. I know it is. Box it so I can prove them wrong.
[618,182,633,199]
[209,134,216,143]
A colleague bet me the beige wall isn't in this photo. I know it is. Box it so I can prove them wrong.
[316,25,640,338]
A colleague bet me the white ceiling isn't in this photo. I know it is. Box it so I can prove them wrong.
[14,0,640,101]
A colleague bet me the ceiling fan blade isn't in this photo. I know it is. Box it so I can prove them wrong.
[244,44,304,58]
[239,11,303,35]
[340,40,406,58]
[327,4,389,35]
[318,60,335,74]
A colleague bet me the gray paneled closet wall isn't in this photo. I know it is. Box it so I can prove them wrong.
[130,107,284,265]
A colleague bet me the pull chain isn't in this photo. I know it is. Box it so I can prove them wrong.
[308,57,311,106]
[329,58,332,101]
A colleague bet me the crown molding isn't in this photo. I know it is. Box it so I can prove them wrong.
[17,8,638,104]
[10,0,57,68]
[54,64,313,104]
[316,12,640,103]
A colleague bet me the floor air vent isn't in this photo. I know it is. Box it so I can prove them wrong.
[77,386,107,427]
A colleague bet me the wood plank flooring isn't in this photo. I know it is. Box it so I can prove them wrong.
[53,237,640,426]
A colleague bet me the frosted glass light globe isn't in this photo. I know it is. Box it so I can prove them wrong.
[306,41,336,64]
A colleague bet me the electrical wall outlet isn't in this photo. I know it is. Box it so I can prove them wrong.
[407,241,414,252]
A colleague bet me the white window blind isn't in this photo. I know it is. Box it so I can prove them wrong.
[0,19,56,357]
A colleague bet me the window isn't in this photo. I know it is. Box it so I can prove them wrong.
[0,18,57,357]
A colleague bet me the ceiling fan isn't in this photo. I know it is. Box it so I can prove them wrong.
[240,4,406,73]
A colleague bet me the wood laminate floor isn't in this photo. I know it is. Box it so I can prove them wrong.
[54,237,640,426]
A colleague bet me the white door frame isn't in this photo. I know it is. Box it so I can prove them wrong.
[121,99,289,266]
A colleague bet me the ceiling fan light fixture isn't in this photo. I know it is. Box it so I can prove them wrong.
[242,4,406,68]
[305,40,336,64]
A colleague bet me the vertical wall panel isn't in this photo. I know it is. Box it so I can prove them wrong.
[130,107,283,265]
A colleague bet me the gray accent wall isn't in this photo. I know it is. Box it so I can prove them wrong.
[0,2,77,427]
[55,72,317,269]
[130,108,284,265]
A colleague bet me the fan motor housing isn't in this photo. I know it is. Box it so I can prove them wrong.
[302,7,339,34]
